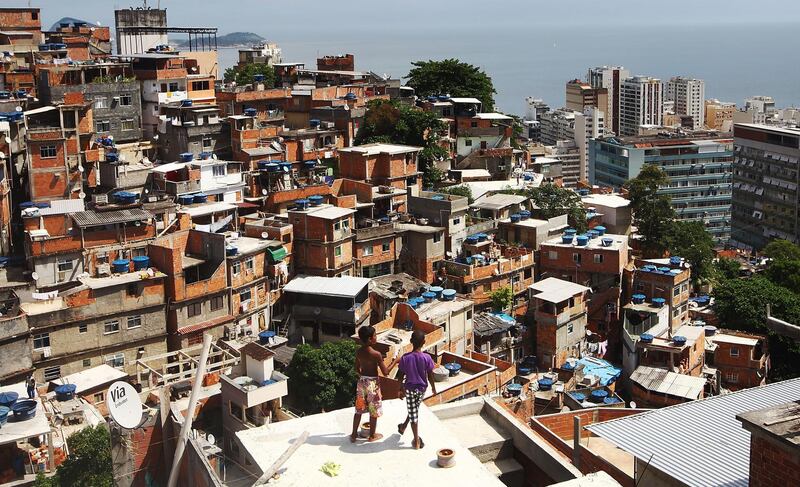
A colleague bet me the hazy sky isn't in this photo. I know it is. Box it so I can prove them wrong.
[9,0,800,33]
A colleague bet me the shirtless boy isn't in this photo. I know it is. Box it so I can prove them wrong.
[351,325,392,443]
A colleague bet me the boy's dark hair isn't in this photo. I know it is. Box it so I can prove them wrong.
[410,329,425,349]
[358,325,376,344]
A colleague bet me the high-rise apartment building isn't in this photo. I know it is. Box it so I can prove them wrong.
[565,79,608,114]
[590,133,733,241]
[705,99,736,132]
[575,107,605,183]
[619,76,663,136]
[587,66,630,135]
[731,123,800,249]
[665,77,705,130]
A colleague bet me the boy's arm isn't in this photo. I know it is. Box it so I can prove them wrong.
[427,370,437,396]
[386,347,402,372]
[395,370,406,398]
[375,349,390,377]
[354,353,362,376]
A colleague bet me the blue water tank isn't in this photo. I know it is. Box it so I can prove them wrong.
[178,195,195,206]
[578,189,590,196]
[193,193,208,204]
[507,383,522,396]
[34,202,50,209]
[594,225,606,235]
[673,335,687,346]
[106,152,118,162]
[652,297,666,308]
[519,210,531,220]
[640,333,654,343]
[0,91,9,100]
[476,233,489,242]
[658,267,671,273]
[257,160,271,170]
[441,289,457,301]
[632,294,646,304]
[590,389,609,402]
[243,107,257,117]
[181,99,193,107]
[430,194,445,201]
[422,291,436,302]
[226,246,238,256]
[562,235,574,244]
[576,235,589,246]
[180,152,194,162]
[253,74,265,82]
[308,195,324,206]
[669,256,682,266]
[429,286,444,299]
[54,384,77,402]
[258,330,276,345]
[309,119,321,128]
[705,325,717,336]
[571,392,587,402]
[294,199,309,210]
[601,237,614,247]
[132,255,150,271]
[537,378,554,391]
[112,259,130,274]
[304,160,316,169]
[199,151,212,160]
[518,366,532,376]
[564,228,577,236]
[466,235,479,244]
[510,213,521,223]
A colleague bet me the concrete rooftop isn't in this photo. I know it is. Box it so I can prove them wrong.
[235,399,505,486]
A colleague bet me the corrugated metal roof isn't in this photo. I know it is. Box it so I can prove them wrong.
[629,365,705,400]
[529,277,590,303]
[38,199,86,216]
[72,209,153,227]
[586,377,800,487]
[473,313,514,337]
[283,275,370,298]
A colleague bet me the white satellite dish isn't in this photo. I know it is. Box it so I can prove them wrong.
[78,165,84,172]
[206,433,216,444]
[15,106,22,112]
[261,231,269,239]
[261,188,268,196]
[79,192,86,199]
[629,401,637,409]
[0,151,5,159]
[106,381,143,429]
[3,136,10,144]
[31,272,39,281]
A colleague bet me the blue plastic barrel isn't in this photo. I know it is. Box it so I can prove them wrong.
[243,107,257,117]
[132,255,150,271]
[308,195,324,206]
[601,237,614,247]
[441,289,456,301]
[178,195,194,206]
[537,378,554,391]
[652,297,666,307]
[422,291,436,303]
[587,230,599,239]
[429,286,443,298]
[506,383,522,396]
[640,333,654,343]
[180,152,194,162]
[632,293,646,304]
[673,336,687,346]
[564,228,577,236]
[112,259,130,274]
[0,391,19,408]
[54,384,76,402]
[444,363,462,377]
[576,235,589,246]
[594,225,606,235]
[258,330,276,345]
[517,366,532,376]
[590,389,609,402]
[562,235,574,244]
[294,199,309,210]
[193,193,208,204]
[510,213,521,223]
[519,210,531,220]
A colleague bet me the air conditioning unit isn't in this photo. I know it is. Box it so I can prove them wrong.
[42,347,52,359]
[93,194,108,205]
[97,263,111,277]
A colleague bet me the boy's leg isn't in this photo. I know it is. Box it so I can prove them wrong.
[351,412,362,443]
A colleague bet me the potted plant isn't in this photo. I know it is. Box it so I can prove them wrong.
[437,448,455,468]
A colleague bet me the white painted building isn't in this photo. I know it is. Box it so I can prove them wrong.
[587,65,629,135]
[665,77,705,130]
[619,76,663,136]
[574,106,605,183]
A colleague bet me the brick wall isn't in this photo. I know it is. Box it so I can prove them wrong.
[748,434,800,487]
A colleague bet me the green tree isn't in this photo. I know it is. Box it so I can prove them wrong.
[406,59,497,111]
[504,184,587,232]
[489,286,513,312]
[712,277,800,381]
[765,258,800,295]
[439,185,473,203]
[356,99,449,188]
[762,239,800,261]
[664,221,716,284]
[624,164,676,255]
[223,63,275,87]
[713,257,742,281]
[286,340,359,414]
[34,426,113,487]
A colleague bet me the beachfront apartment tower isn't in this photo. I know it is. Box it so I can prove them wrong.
[665,77,705,130]
[619,76,663,136]
[587,66,630,135]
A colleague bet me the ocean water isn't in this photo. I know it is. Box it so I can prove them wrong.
[216,22,800,116]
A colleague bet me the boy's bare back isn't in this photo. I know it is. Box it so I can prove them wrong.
[356,345,385,377]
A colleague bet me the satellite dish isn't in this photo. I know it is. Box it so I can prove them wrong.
[206,433,216,444]
[261,188,268,196]
[79,192,86,199]
[0,151,5,159]
[31,272,39,281]
[143,188,150,194]
[261,231,269,239]
[630,401,637,409]
[153,134,159,140]
[106,381,143,429]
[15,106,22,112]
[78,165,85,172]
[3,136,10,144]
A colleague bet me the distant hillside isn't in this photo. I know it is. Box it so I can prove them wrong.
[173,32,265,47]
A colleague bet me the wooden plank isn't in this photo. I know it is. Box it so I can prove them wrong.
[252,431,309,485]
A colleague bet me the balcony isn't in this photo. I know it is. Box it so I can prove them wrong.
[220,371,288,409]
[164,179,201,195]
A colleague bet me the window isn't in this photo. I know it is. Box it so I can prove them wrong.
[33,333,50,350]
[730,347,740,357]
[453,218,461,225]
[334,221,341,231]
[211,296,224,311]
[188,302,202,318]
[548,251,558,260]
[433,232,441,243]
[83,359,92,367]
[127,315,142,329]
[673,308,680,317]
[465,139,473,147]
[167,82,179,92]
[593,254,603,264]
[40,144,57,158]
[121,119,136,131]
[573,253,582,263]
[104,320,120,334]
[245,258,254,273]
[567,323,574,334]
[466,310,473,320]
[94,96,109,109]
[191,80,210,91]
[96,120,111,132]
[93,392,105,402]
[471,121,478,128]
[229,401,243,421]
[44,366,61,381]
[57,259,73,272]
[119,94,132,106]
[79,324,88,334]
[334,245,342,257]
[105,352,125,369]
[673,287,681,297]
[362,245,373,256]
[203,137,213,150]
[213,164,225,177]
[725,372,739,383]
[240,288,252,303]
[232,261,241,275]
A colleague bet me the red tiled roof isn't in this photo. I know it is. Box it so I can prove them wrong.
[177,315,233,335]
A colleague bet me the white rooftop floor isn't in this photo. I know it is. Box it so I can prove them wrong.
[236,398,504,486]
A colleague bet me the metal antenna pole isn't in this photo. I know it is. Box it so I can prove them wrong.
[167,333,213,487]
